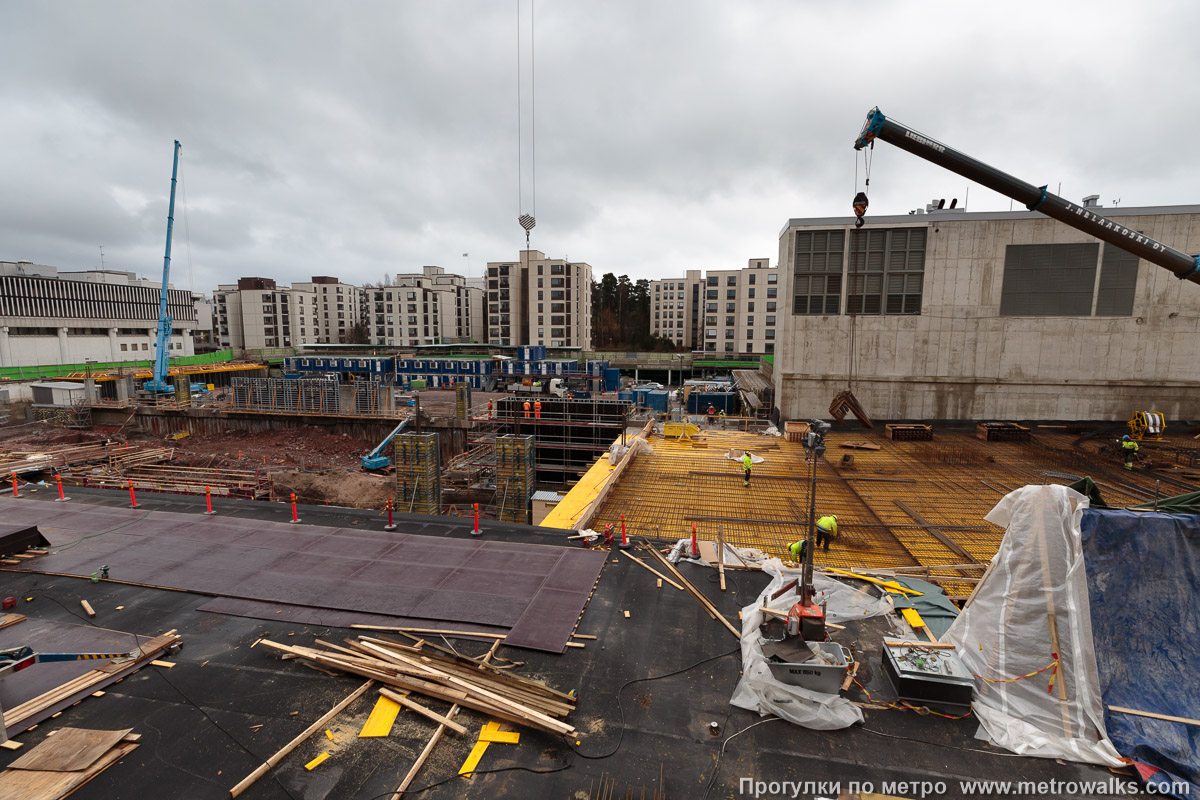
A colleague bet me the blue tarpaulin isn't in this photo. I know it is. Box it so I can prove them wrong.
[1080,508,1200,798]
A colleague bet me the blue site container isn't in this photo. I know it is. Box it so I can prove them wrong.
[634,389,650,406]
[604,368,621,392]
[617,391,635,403]
[647,390,669,412]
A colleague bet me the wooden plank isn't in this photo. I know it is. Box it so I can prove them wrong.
[564,642,585,649]
[570,634,597,640]
[387,639,502,799]
[0,741,136,800]
[379,688,468,735]
[229,680,373,798]
[640,540,740,638]
[0,742,21,751]
[150,660,174,669]
[1108,705,1200,727]
[0,614,25,631]
[350,625,505,640]
[620,553,684,591]
[717,529,726,592]
[80,601,95,619]
[883,640,957,650]
[8,727,133,772]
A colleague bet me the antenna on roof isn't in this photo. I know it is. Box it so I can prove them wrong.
[99,245,105,269]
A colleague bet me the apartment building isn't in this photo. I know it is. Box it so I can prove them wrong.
[213,278,317,350]
[367,266,483,347]
[485,250,592,348]
[0,261,197,368]
[650,258,779,353]
[293,276,363,344]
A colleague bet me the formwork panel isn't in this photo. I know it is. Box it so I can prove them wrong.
[395,432,441,515]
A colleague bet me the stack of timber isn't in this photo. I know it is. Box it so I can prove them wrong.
[886,423,933,441]
[257,635,576,736]
[2,631,182,737]
[0,727,140,799]
[828,390,874,429]
[0,441,133,477]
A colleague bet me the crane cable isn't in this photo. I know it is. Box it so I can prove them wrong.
[516,0,536,247]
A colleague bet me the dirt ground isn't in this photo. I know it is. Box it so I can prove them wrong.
[170,425,373,470]
[269,468,394,510]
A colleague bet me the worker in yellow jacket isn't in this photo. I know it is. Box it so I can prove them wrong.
[743,451,753,487]
[816,514,838,551]
[1121,435,1139,470]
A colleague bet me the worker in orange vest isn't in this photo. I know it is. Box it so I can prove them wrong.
[534,399,542,419]
[523,400,531,418]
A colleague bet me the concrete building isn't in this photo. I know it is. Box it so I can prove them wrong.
[649,259,779,353]
[366,266,483,347]
[485,250,592,348]
[773,202,1200,421]
[213,278,317,350]
[293,276,363,344]
[0,261,197,367]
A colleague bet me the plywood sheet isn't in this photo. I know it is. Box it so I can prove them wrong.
[8,727,132,772]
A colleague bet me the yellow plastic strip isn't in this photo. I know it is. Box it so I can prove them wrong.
[901,608,926,628]
[359,695,403,738]
[479,729,520,744]
[823,567,924,596]
[458,740,490,776]
[304,752,330,771]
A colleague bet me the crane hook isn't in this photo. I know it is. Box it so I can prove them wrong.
[853,191,869,228]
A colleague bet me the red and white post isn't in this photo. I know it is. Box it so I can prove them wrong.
[54,473,69,503]
[384,498,397,531]
[204,485,216,515]
[128,479,140,509]
[289,492,301,524]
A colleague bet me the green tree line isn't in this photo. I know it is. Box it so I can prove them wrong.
[590,273,681,351]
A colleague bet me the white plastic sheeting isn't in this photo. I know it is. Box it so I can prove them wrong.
[729,559,893,729]
[942,485,1123,766]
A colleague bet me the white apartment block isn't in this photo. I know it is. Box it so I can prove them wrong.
[293,276,362,344]
[213,278,317,350]
[650,259,779,353]
[0,261,197,368]
[485,250,592,348]
[367,266,483,347]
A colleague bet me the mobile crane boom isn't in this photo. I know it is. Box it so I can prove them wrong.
[143,140,182,394]
[854,108,1200,285]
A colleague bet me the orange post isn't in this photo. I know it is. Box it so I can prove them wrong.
[384,498,396,531]
[128,480,139,509]
[54,473,69,503]
[472,502,480,536]
[618,512,631,550]
[204,485,216,515]
[690,522,699,558]
[289,492,301,524]
[10,472,19,498]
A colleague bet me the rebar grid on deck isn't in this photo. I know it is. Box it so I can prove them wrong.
[590,428,1200,594]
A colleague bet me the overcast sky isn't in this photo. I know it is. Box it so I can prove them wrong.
[3,2,1197,294]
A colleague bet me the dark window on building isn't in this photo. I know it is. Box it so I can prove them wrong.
[1095,244,1139,316]
[792,229,844,315]
[845,227,925,315]
[1000,243,1098,316]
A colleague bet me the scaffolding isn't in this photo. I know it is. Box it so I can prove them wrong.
[455,382,472,421]
[395,432,441,515]
[495,434,536,524]
[484,397,630,485]
[229,377,386,416]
